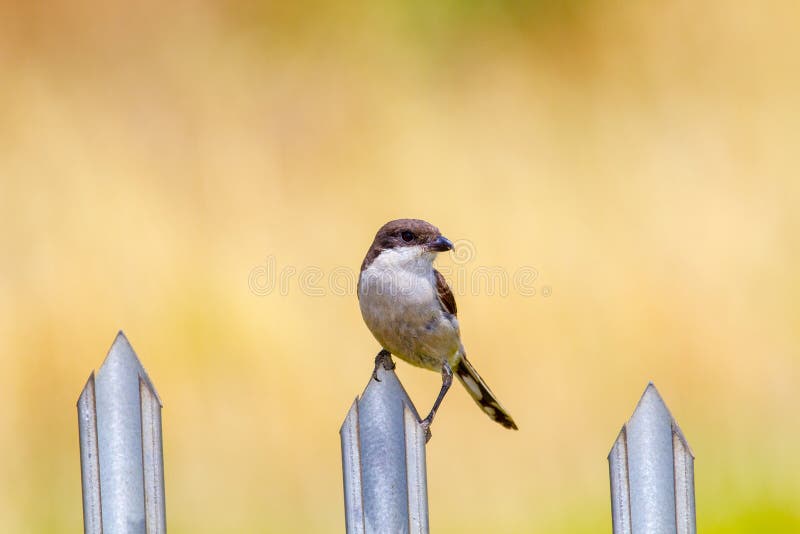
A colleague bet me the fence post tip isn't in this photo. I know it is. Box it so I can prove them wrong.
[608,382,696,534]
[340,363,429,533]
[78,331,167,534]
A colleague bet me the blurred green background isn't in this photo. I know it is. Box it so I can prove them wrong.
[2,0,799,532]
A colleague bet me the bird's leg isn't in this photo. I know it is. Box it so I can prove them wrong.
[371,349,395,382]
[420,361,454,442]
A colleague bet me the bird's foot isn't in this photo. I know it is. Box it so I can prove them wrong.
[416,362,451,443]
[371,349,395,382]
[419,416,433,443]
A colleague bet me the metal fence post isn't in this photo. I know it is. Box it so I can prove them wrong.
[608,382,696,534]
[77,331,166,534]
[340,364,429,534]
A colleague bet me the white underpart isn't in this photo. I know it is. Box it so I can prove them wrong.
[361,246,434,298]
[358,245,462,370]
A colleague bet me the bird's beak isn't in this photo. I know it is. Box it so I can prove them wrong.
[427,235,454,252]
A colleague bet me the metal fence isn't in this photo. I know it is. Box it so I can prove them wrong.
[77,332,696,533]
[77,332,166,534]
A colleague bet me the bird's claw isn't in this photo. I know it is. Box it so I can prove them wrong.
[420,417,433,443]
[372,350,395,382]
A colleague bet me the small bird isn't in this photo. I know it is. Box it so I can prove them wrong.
[358,218,517,438]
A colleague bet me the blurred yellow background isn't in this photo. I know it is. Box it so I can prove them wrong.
[2,0,799,532]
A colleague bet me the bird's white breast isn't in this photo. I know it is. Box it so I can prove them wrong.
[360,246,435,299]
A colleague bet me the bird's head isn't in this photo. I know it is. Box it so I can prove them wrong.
[374,218,453,254]
[362,218,454,272]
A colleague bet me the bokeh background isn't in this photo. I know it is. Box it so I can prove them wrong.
[2,1,799,532]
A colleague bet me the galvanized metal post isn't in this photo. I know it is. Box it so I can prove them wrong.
[608,382,696,534]
[340,364,429,534]
[77,331,166,534]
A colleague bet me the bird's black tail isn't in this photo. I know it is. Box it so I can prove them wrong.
[455,357,518,430]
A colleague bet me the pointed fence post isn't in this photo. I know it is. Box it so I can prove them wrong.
[608,382,696,534]
[340,364,429,534]
[77,331,166,534]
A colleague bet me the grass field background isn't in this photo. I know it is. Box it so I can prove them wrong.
[1,1,799,531]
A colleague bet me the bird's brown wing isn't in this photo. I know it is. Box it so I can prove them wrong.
[434,269,457,316]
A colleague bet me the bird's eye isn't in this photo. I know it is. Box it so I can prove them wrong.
[401,231,415,242]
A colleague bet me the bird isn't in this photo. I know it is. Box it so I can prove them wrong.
[357,218,517,439]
